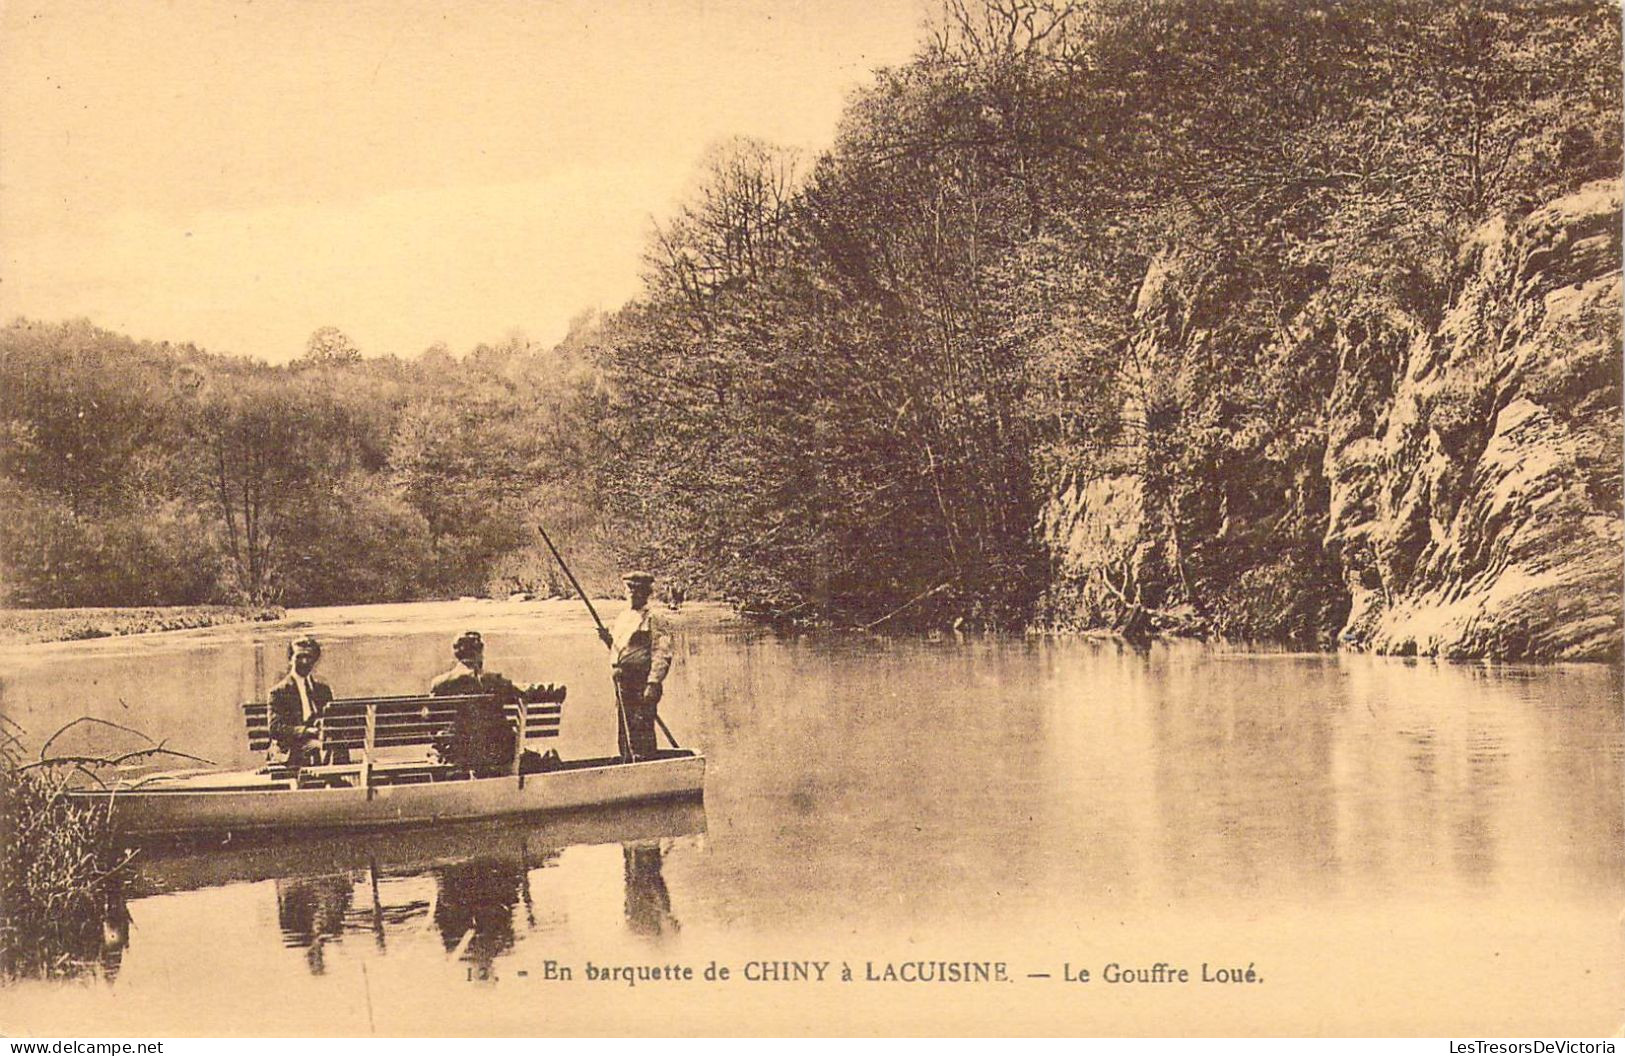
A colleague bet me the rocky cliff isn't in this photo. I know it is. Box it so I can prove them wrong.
[1325,180,1622,660]
[1040,180,1622,660]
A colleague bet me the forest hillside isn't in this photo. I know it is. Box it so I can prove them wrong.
[4,1,1619,658]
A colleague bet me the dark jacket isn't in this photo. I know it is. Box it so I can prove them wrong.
[268,673,334,755]
[429,665,519,776]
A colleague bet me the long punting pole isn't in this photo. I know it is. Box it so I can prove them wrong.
[535,524,609,636]
[534,524,634,759]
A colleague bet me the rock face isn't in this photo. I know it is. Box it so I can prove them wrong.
[1325,180,1622,660]
[1039,180,1622,660]
[1037,471,1154,631]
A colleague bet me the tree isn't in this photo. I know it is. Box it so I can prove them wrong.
[300,326,362,367]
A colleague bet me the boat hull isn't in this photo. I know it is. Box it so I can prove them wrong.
[85,752,706,838]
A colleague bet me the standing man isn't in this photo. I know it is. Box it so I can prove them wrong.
[598,570,674,762]
[268,635,334,773]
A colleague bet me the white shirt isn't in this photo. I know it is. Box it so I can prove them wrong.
[293,670,325,723]
[609,604,674,683]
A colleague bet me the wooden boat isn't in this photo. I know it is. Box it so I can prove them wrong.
[78,749,705,839]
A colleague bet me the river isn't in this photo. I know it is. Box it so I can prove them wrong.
[0,600,1619,1035]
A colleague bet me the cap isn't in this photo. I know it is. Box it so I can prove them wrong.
[621,570,655,586]
[453,630,485,656]
[288,635,322,658]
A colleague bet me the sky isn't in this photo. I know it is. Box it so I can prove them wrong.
[0,0,929,363]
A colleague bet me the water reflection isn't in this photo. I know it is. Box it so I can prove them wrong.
[623,842,678,939]
[122,800,704,976]
[266,834,683,973]
[98,895,131,983]
[263,839,682,973]
[274,861,446,973]
[0,875,133,984]
[2,610,1620,1035]
[275,875,353,974]
[1146,658,1339,899]
[433,858,525,971]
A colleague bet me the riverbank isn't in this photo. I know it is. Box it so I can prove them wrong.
[0,606,285,646]
[0,597,739,653]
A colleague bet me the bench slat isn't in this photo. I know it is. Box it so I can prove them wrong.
[267,715,561,737]
[241,692,564,717]
[244,689,567,757]
[319,712,457,728]
[328,717,561,728]
[322,722,561,746]
[313,703,562,716]
[250,731,560,753]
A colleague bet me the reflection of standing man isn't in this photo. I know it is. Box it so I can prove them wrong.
[623,841,678,938]
[597,571,673,762]
[268,636,334,772]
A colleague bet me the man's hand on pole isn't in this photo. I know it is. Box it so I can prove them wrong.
[645,682,663,705]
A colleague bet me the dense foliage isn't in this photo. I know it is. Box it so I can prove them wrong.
[0,716,128,980]
[4,1,1617,638]
[0,318,615,607]
[588,0,1620,634]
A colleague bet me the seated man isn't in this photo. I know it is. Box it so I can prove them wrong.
[429,631,520,777]
[267,636,334,773]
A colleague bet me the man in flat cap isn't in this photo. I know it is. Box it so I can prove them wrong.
[598,570,674,762]
[429,630,520,777]
[268,635,335,773]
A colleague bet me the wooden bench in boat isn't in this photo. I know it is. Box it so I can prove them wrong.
[242,687,566,787]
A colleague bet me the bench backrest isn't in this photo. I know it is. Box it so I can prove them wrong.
[243,687,566,754]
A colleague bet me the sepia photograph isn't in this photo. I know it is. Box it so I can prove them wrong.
[0,0,1620,1039]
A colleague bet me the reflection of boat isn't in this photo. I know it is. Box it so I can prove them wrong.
[124,800,704,977]
[129,797,707,896]
[77,749,705,838]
